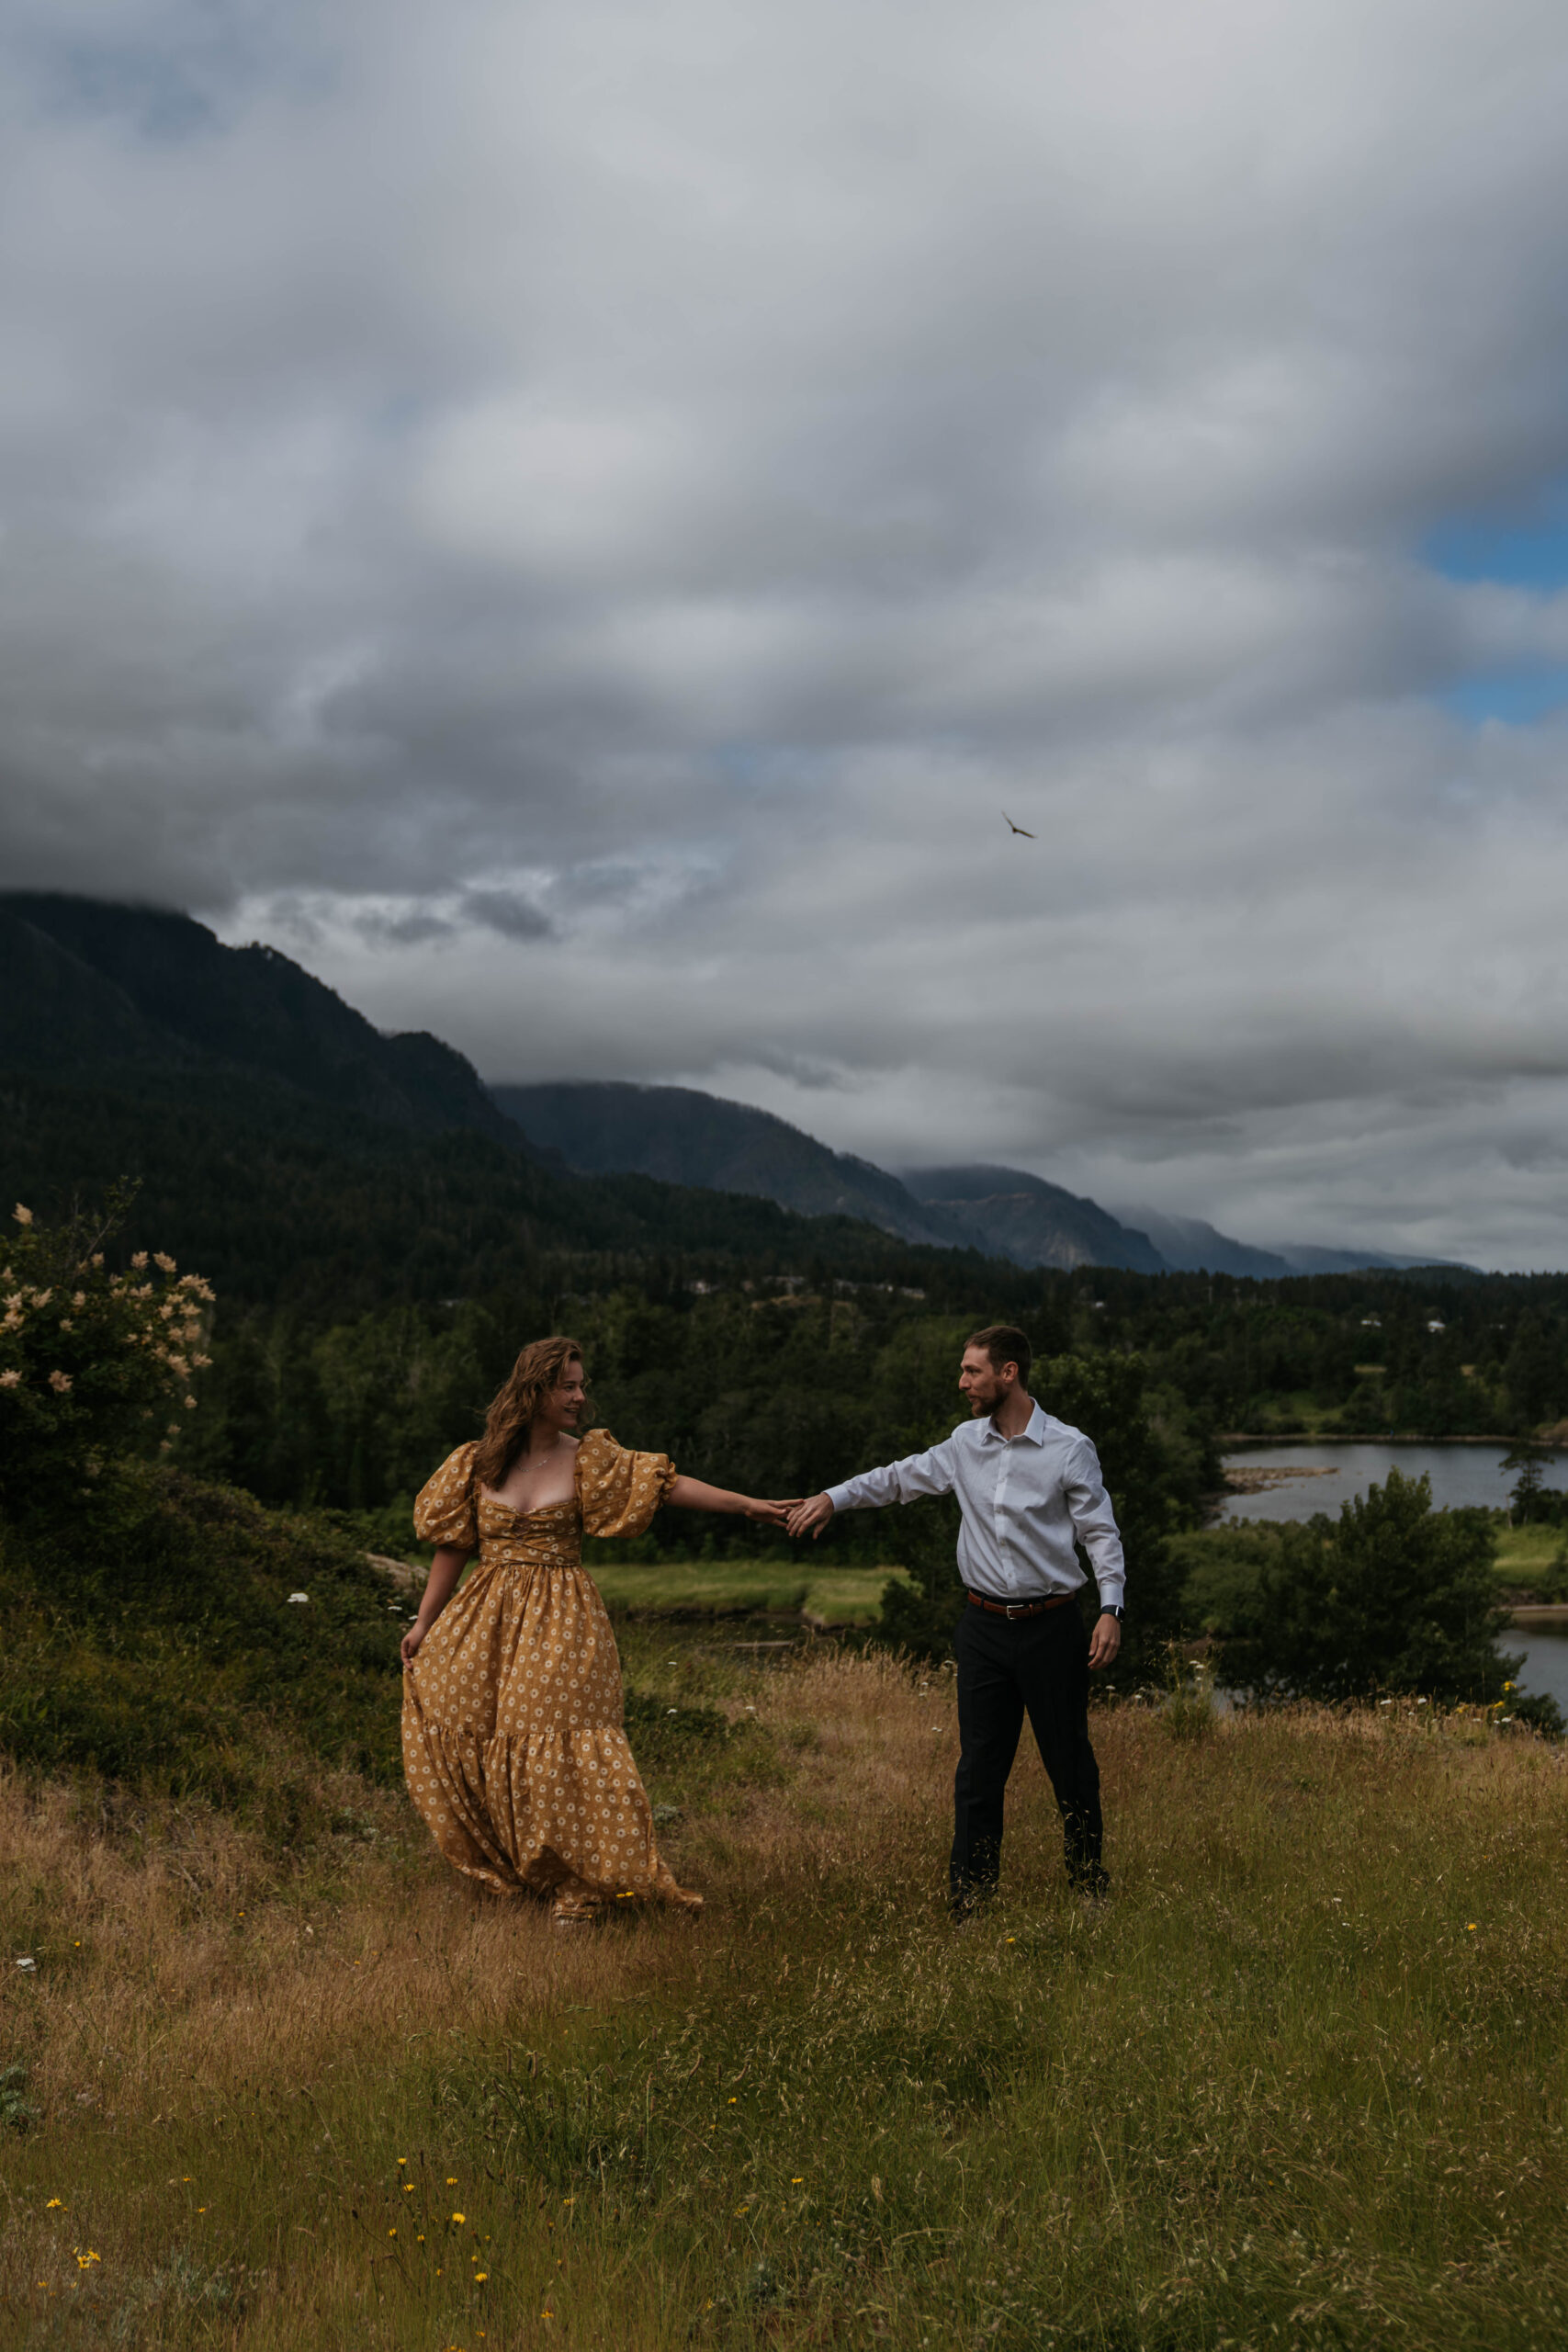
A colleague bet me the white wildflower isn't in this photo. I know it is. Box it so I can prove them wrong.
[0,1369,20,1389]
[12,1204,33,1227]
[286,1592,310,1605]
[48,1370,73,1394]
[153,1252,176,1273]
[130,1251,148,1270]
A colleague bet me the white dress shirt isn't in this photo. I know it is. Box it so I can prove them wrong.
[825,1399,1126,1611]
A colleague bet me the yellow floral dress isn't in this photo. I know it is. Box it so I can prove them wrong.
[402,1428,690,1908]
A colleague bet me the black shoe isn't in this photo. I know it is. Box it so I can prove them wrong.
[1070,1867,1111,1900]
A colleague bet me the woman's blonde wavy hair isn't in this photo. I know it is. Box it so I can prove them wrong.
[472,1335,592,1489]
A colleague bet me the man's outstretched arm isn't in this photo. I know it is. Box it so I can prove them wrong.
[786,1440,956,1540]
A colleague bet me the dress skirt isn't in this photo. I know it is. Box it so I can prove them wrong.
[401,1430,682,1904]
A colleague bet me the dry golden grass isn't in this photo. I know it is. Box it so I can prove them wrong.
[4,1648,1567,2349]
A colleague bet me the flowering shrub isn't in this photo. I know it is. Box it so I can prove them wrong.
[0,1202,213,1499]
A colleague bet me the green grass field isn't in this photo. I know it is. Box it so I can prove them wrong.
[1493,1522,1568,1598]
[4,1629,1566,2350]
[587,1558,915,1627]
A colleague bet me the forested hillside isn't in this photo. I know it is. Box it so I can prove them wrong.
[0,893,524,1147]
[491,1079,970,1248]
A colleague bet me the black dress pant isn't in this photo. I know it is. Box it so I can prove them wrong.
[950,1598,1106,1903]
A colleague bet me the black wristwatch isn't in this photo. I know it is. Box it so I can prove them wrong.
[1101,1604,1125,1621]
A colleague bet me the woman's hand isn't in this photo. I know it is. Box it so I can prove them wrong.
[742,1497,800,1525]
[400,1622,428,1668]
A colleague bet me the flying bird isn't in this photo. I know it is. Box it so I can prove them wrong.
[1002,811,1035,838]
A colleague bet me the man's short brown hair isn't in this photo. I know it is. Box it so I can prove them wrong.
[965,1324,1032,1386]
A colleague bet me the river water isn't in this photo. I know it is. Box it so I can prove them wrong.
[1219,1441,1543,1522]
[1219,1440,1568,1715]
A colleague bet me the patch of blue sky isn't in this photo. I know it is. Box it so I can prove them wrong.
[1438,671,1568,727]
[1422,476,1568,726]
[1423,478,1568,591]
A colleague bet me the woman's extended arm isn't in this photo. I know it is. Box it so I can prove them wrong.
[400,1544,472,1665]
[665,1476,792,1525]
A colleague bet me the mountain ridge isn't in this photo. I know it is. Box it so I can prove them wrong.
[490,1080,972,1250]
[1,891,1469,1278]
[0,893,525,1152]
[898,1163,1168,1273]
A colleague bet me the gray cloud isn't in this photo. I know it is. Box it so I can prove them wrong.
[5,0,1568,1263]
[458,888,554,944]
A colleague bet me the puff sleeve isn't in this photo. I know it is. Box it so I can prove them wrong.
[576,1428,677,1539]
[412,1442,480,1552]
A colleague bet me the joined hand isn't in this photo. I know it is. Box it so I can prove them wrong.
[785,1493,834,1541]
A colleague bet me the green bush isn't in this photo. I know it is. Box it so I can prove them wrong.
[1219,1468,1517,1705]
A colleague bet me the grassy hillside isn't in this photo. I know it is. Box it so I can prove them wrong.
[0,1464,408,1812]
[3,1648,1564,2349]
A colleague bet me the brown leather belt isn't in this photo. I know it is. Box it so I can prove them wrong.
[965,1589,1073,1620]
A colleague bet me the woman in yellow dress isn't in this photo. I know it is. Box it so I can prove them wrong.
[400,1334,790,1924]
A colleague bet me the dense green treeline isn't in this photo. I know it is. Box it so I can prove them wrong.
[1066,1262,1568,1436]
[169,1264,1568,1542]
[0,1069,1009,1311]
[176,1281,1212,1538]
[9,1067,1568,1453]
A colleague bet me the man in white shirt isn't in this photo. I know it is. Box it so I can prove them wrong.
[786,1324,1124,1910]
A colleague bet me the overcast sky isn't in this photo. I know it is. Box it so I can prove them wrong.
[6,0,1568,1268]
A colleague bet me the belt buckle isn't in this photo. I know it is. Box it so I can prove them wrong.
[1004,1600,1023,1620]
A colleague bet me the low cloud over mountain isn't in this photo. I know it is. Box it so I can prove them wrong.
[4,3,1568,1264]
